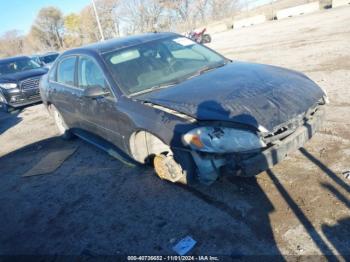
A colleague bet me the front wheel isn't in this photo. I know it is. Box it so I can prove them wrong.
[153,150,196,185]
[51,105,73,140]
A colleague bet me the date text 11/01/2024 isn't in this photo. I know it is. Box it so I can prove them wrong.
[127,255,219,261]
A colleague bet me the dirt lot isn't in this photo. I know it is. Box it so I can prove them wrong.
[0,6,349,258]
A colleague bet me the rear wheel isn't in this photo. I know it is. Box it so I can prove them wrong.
[153,150,196,185]
[202,34,211,44]
[0,94,11,113]
[51,105,73,140]
[0,102,10,113]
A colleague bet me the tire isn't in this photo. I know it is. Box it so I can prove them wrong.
[153,149,196,185]
[0,93,11,113]
[0,102,10,113]
[202,34,211,44]
[51,105,73,140]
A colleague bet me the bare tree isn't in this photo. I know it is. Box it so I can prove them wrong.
[26,26,50,53]
[64,13,84,47]
[80,5,100,44]
[120,0,165,35]
[0,30,24,57]
[210,0,239,20]
[95,0,121,39]
[160,0,193,29]
[30,7,65,50]
[194,0,210,24]
[160,0,212,31]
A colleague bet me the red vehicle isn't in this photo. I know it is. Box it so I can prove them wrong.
[187,28,211,44]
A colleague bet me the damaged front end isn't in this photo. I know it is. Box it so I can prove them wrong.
[183,101,326,184]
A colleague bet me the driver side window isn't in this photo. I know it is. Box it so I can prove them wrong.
[78,56,107,90]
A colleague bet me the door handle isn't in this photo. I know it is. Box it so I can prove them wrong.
[84,95,105,102]
[94,96,106,101]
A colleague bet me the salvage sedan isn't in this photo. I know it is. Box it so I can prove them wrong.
[40,32,327,184]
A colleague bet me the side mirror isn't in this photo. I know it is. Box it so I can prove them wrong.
[83,86,109,98]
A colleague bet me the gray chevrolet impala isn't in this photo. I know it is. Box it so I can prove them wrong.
[40,32,327,184]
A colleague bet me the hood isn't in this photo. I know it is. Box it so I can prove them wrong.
[0,68,48,83]
[136,62,325,131]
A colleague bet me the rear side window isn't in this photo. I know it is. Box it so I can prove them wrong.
[57,56,76,86]
[78,56,107,90]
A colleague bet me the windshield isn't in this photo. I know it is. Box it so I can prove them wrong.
[0,58,41,76]
[40,54,59,64]
[102,36,226,95]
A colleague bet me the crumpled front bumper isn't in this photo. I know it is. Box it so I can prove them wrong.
[237,106,325,176]
[191,106,325,183]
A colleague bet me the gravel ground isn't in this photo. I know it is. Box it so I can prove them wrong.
[0,6,349,259]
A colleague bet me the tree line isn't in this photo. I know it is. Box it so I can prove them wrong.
[0,0,239,58]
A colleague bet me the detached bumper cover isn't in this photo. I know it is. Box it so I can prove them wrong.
[238,106,325,176]
[191,106,325,182]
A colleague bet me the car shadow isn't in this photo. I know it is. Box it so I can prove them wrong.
[0,109,22,135]
[169,100,348,258]
[300,148,350,194]
[299,148,350,259]
[261,147,349,258]
[266,170,337,257]
[0,136,77,174]
[322,217,350,260]
[266,147,350,258]
[0,102,42,135]
[169,100,283,256]
[1,101,348,257]
[174,177,282,257]
[0,134,283,256]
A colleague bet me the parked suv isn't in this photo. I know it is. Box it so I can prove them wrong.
[0,56,48,112]
[32,52,60,68]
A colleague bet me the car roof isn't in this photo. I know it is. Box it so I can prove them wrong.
[62,32,180,56]
[32,52,59,57]
[0,56,31,63]
[45,51,59,54]
[42,52,59,56]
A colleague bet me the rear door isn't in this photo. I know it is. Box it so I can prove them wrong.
[76,55,124,147]
[49,56,80,128]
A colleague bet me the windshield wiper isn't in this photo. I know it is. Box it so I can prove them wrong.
[197,62,227,75]
[180,62,227,83]
[130,80,180,97]
[130,62,228,97]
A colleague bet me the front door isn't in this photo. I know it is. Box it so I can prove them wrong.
[76,55,124,148]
